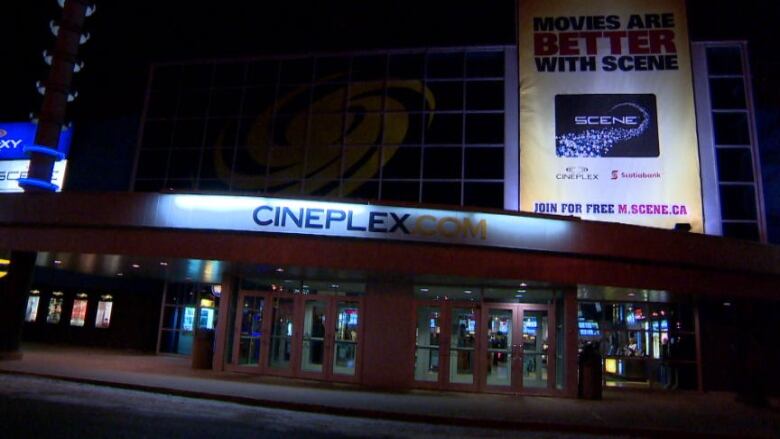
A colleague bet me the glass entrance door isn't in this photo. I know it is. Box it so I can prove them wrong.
[522,308,550,390]
[232,291,269,368]
[484,305,518,390]
[233,291,361,381]
[267,297,296,374]
[481,304,554,393]
[297,296,362,382]
[413,302,479,391]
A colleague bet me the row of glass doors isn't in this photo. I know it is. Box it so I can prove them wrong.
[232,290,361,382]
[415,301,554,394]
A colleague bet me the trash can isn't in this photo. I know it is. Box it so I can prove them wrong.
[578,342,603,400]
[191,328,215,370]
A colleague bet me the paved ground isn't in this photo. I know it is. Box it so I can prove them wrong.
[1,344,779,438]
[0,375,616,439]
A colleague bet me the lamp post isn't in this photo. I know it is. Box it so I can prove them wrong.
[0,0,95,360]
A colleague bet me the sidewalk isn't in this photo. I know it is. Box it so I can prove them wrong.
[1,344,778,438]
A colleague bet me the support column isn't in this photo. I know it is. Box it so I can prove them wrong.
[0,251,38,360]
[212,275,236,371]
[694,302,704,392]
[563,287,579,397]
[361,279,414,389]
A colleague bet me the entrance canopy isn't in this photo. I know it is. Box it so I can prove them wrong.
[0,192,778,298]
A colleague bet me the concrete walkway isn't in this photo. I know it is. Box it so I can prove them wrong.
[1,344,778,438]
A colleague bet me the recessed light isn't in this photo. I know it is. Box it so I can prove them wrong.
[420,288,429,292]
[131,264,140,269]
[723,302,732,307]
[117,272,124,277]
[464,290,472,294]
[54,260,62,265]
[331,284,340,289]
[275,267,284,272]
[160,262,168,266]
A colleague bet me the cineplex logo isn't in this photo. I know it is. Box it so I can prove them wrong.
[252,205,488,240]
[557,166,599,180]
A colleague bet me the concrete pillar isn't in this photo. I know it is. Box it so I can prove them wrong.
[212,275,236,371]
[0,251,38,360]
[361,279,414,389]
[563,287,579,397]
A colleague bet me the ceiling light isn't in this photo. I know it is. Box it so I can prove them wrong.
[54,260,62,265]
[160,262,168,266]
[464,290,472,295]
[117,272,123,277]
[131,264,140,269]
[520,282,527,287]
[420,288,429,292]
[275,267,284,272]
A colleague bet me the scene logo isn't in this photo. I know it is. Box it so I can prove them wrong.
[555,94,659,158]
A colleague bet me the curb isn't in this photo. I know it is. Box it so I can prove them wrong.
[0,369,767,439]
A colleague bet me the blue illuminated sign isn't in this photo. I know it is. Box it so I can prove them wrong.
[0,122,72,160]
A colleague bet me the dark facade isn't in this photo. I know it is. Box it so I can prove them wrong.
[2,3,779,400]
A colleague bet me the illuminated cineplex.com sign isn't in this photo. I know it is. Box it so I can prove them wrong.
[162,195,572,252]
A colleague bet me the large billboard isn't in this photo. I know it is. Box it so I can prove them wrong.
[519,0,703,232]
[0,122,72,192]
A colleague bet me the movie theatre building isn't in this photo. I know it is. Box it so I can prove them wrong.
[3,0,779,397]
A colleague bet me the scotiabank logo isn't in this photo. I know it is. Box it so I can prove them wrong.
[611,169,661,180]
[555,94,659,158]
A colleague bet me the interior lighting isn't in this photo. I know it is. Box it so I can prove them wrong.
[54,260,62,265]
[116,272,123,277]
[159,261,168,266]
[464,290,472,295]
[420,288,429,292]
[131,264,140,269]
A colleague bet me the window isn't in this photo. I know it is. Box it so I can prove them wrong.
[70,294,88,327]
[160,283,219,355]
[47,292,64,324]
[25,291,40,323]
[95,295,114,329]
[137,48,508,209]
[697,42,764,242]
[578,301,697,389]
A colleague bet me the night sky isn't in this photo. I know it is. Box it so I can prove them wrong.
[3,0,779,241]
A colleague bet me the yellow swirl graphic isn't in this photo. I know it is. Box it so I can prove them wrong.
[214,78,435,197]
